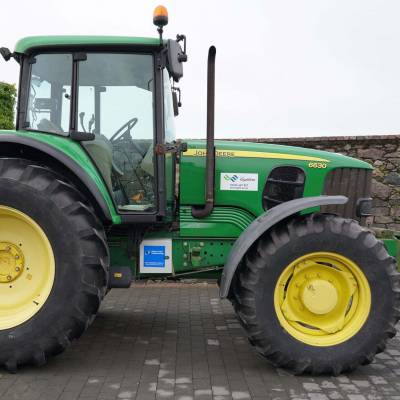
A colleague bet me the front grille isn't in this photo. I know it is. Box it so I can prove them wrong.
[263,166,305,210]
[321,168,372,221]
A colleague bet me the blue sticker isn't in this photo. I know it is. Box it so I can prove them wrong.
[143,246,165,268]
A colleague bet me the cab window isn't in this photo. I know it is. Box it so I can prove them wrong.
[26,53,72,135]
[77,53,156,212]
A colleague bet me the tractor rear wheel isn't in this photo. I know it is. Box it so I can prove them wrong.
[0,158,108,372]
[231,213,400,375]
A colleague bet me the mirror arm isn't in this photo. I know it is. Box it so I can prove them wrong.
[0,48,20,63]
[176,35,188,62]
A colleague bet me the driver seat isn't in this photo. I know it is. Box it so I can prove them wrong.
[83,135,123,191]
[37,118,122,199]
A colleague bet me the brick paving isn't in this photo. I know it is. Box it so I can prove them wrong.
[1,282,400,400]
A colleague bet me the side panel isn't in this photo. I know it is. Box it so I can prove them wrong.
[0,130,120,224]
[172,238,234,273]
[179,206,254,237]
[107,233,234,276]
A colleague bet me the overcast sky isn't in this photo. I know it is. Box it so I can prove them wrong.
[1,0,400,139]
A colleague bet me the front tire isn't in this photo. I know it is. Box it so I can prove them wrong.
[231,213,400,375]
[0,158,109,372]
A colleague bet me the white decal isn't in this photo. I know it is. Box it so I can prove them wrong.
[220,173,258,191]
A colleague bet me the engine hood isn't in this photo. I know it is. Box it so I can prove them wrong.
[179,139,373,219]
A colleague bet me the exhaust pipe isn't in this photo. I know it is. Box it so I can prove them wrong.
[192,46,216,218]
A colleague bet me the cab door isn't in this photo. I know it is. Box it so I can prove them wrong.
[74,52,159,214]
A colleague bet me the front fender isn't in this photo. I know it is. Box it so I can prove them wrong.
[219,195,348,298]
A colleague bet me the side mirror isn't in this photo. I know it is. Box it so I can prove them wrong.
[0,47,12,62]
[166,39,187,82]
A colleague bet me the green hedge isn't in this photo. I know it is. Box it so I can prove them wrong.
[0,82,16,130]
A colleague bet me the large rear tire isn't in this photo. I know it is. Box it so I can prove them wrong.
[0,158,109,372]
[231,213,400,375]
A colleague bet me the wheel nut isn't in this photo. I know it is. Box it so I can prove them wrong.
[15,267,20,272]
[7,275,12,281]
[15,255,19,260]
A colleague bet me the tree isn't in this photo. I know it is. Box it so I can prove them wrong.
[0,82,16,130]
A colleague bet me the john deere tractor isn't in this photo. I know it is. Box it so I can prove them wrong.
[0,6,399,374]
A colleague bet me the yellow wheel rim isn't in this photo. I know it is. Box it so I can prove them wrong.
[0,206,55,330]
[274,252,371,346]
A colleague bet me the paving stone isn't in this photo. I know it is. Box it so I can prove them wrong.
[0,283,400,399]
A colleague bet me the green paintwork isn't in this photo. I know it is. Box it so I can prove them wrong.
[179,205,255,237]
[172,238,234,273]
[0,129,121,224]
[179,139,372,219]
[15,36,161,54]
[383,239,399,263]
[373,229,400,268]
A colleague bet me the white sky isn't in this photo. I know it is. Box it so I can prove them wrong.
[1,0,400,139]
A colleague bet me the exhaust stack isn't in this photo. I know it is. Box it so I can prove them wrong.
[192,46,216,218]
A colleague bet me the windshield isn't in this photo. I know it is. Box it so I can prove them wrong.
[163,72,176,142]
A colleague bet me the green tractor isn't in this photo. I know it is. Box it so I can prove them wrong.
[0,6,399,375]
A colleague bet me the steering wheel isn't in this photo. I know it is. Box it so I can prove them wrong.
[110,117,138,142]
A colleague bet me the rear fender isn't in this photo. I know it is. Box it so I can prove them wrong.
[0,134,116,225]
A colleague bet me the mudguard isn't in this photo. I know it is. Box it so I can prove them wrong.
[0,134,114,224]
[219,195,348,298]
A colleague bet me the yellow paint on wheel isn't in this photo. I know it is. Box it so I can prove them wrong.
[0,242,24,283]
[0,206,55,330]
[274,252,371,346]
[301,279,338,315]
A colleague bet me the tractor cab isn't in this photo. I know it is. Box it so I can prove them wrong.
[1,6,187,221]
[26,52,162,212]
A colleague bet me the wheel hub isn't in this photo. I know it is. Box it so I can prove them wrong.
[301,279,338,315]
[275,252,371,346]
[0,242,24,283]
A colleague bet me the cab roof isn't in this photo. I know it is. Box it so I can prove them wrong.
[15,36,161,54]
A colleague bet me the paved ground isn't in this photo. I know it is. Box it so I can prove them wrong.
[1,282,400,400]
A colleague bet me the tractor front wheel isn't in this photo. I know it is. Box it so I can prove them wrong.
[0,158,108,372]
[231,213,400,375]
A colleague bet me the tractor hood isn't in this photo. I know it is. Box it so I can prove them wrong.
[179,139,372,218]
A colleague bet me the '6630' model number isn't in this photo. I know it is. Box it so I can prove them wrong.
[308,162,327,169]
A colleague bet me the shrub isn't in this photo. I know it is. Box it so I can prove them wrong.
[0,82,16,130]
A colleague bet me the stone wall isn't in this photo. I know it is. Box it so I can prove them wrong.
[235,135,400,230]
